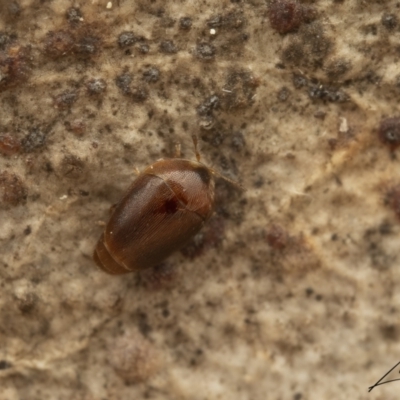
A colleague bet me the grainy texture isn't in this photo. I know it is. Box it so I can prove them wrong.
[1,1,400,399]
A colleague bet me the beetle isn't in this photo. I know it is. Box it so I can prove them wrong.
[93,136,236,274]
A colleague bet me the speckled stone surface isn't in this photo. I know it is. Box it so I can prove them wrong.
[1,1,400,399]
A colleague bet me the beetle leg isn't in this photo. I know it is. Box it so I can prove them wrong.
[174,143,181,158]
[191,134,201,162]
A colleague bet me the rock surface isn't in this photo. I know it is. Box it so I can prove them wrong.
[1,1,400,399]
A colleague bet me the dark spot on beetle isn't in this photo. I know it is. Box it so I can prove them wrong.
[159,198,179,214]
[195,42,216,61]
[277,86,290,102]
[16,292,38,314]
[181,215,225,259]
[115,72,132,95]
[197,95,220,116]
[268,0,303,34]
[378,117,400,150]
[86,78,107,95]
[0,360,12,370]
[44,30,74,58]
[315,294,323,301]
[140,263,176,291]
[24,225,31,235]
[179,16,192,30]
[159,40,177,54]
[60,155,85,179]
[142,66,160,83]
[381,13,398,31]
[0,134,21,156]
[21,128,46,152]
[265,224,288,250]
[0,171,27,206]
[66,7,83,25]
[54,89,78,109]
[118,31,137,47]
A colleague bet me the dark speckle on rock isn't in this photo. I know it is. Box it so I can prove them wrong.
[378,117,400,150]
[21,128,46,152]
[195,42,216,60]
[0,360,12,370]
[66,7,82,24]
[308,83,348,103]
[115,73,133,94]
[118,31,137,48]
[86,78,107,95]
[268,0,304,34]
[159,40,178,54]
[381,13,398,31]
[179,16,192,30]
[142,66,160,83]
[277,87,290,102]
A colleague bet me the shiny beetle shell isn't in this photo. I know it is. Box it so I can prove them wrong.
[93,157,215,274]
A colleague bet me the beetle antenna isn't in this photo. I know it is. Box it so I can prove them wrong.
[211,169,245,191]
[191,134,201,162]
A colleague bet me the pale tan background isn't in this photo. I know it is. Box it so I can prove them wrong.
[1,0,400,399]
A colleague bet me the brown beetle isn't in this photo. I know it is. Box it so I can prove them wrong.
[93,137,231,274]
